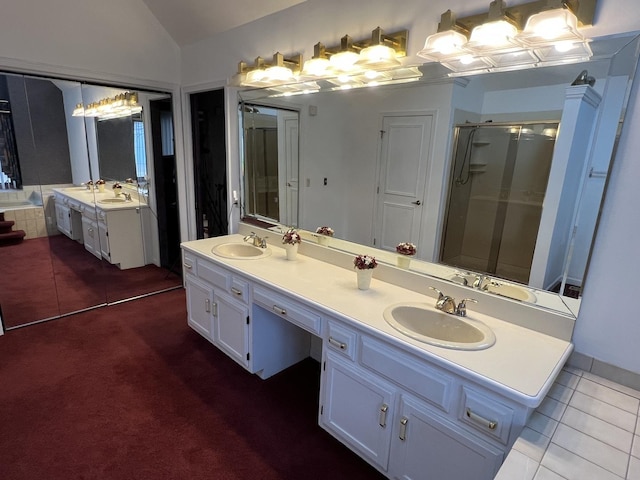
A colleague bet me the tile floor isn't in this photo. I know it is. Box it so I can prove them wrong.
[495,368,640,479]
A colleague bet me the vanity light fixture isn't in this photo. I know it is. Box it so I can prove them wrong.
[355,27,404,69]
[419,0,596,75]
[72,92,142,120]
[234,26,412,92]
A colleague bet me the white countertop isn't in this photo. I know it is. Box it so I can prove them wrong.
[53,187,146,211]
[182,235,573,408]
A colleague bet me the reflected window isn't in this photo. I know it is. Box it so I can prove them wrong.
[133,119,147,181]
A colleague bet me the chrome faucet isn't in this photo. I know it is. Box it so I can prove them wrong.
[243,232,267,248]
[429,286,477,317]
[122,193,132,201]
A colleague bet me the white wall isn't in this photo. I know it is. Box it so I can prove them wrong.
[181,0,640,375]
[0,0,180,86]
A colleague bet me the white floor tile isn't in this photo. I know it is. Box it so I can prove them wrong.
[552,423,629,477]
[528,411,559,438]
[541,443,622,480]
[548,382,574,404]
[494,449,538,480]
[538,396,568,422]
[561,406,633,453]
[632,436,640,459]
[628,456,640,480]
[577,378,640,414]
[557,370,581,390]
[582,371,640,400]
[570,391,638,432]
[534,466,568,480]
[514,427,552,463]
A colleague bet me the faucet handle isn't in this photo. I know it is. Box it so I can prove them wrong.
[456,298,478,317]
[428,286,444,300]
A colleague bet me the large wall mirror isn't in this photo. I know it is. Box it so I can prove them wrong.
[238,32,640,319]
[0,73,181,330]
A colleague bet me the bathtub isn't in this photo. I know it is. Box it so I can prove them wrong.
[0,199,47,239]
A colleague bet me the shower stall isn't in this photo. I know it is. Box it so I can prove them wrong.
[440,122,558,284]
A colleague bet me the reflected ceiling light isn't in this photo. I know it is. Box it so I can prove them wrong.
[72,92,142,120]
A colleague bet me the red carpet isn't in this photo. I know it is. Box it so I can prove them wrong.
[0,235,182,329]
[0,289,384,480]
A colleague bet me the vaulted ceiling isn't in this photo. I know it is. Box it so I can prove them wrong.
[142,0,307,47]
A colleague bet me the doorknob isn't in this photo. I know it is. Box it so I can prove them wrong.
[412,200,422,205]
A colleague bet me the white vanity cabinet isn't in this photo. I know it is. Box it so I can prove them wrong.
[55,195,82,241]
[320,321,517,480]
[80,206,101,259]
[96,207,145,269]
[183,251,251,369]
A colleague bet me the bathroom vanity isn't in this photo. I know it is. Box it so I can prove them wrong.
[181,234,572,479]
[53,187,148,269]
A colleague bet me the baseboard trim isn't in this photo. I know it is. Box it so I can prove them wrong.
[567,351,640,391]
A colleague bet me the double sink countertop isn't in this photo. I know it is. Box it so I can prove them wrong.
[53,187,146,211]
[182,234,573,408]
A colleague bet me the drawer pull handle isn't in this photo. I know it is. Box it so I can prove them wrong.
[183,263,193,270]
[231,287,243,297]
[466,408,497,430]
[399,417,408,441]
[328,337,347,350]
[273,305,287,315]
[379,404,389,428]
[205,298,211,313]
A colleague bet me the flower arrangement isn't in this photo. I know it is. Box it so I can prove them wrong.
[112,182,123,190]
[354,254,378,270]
[396,242,417,256]
[282,228,302,245]
[315,226,335,237]
[95,179,105,185]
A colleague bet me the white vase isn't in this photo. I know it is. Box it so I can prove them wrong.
[397,255,412,269]
[356,269,373,290]
[284,243,298,260]
[317,235,330,246]
[98,184,105,193]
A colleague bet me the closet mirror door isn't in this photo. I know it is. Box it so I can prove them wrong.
[80,84,182,304]
[0,74,108,329]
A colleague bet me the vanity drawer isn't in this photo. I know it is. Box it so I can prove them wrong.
[228,276,250,304]
[182,252,197,277]
[459,386,514,445]
[253,287,321,335]
[326,321,358,361]
[197,259,229,290]
[360,336,454,412]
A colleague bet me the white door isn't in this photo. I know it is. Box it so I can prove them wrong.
[279,113,299,226]
[374,115,433,254]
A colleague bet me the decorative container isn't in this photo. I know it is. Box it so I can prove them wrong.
[356,269,373,290]
[284,243,298,261]
[397,255,412,269]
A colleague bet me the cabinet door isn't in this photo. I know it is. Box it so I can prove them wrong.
[389,396,503,480]
[213,291,249,368]
[98,221,110,261]
[55,203,71,236]
[81,217,101,259]
[185,275,214,341]
[321,352,395,471]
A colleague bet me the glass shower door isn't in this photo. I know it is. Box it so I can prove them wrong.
[440,123,558,284]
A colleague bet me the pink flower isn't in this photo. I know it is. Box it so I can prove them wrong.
[282,228,302,245]
[396,242,417,256]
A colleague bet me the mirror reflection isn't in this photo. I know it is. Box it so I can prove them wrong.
[238,33,640,317]
[0,73,182,330]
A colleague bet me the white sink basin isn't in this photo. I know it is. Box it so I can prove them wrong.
[383,302,496,350]
[211,242,272,259]
[484,283,536,303]
[98,198,127,204]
